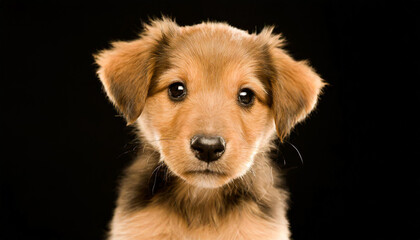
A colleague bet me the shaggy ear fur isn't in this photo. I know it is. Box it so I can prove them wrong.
[259,28,325,140]
[94,18,179,124]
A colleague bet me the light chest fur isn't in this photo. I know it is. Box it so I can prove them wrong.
[108,149,290,240]
[110,204,289,240]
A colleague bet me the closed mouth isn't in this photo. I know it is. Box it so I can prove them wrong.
[185,169,226,176]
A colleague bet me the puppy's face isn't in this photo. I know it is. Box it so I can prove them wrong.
[95,19,324,188]
[139,30,275,188]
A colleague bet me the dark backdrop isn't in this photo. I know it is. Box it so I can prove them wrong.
[1,1,419,240]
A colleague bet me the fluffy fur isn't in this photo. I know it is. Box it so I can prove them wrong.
[95,17,324,240]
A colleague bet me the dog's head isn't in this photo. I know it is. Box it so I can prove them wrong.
[95,18,324,188]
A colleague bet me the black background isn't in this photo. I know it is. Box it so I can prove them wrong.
[1,1,419,240]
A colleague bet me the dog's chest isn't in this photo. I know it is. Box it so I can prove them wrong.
[110,204,289,240]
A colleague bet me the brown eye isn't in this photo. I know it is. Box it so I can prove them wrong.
[168,82,187,101]
[238,88,255,107]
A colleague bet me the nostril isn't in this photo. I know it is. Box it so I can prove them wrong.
[190,136,204,152]
[191,145,203,153]
[214,146,225,154]
[216,137,226,151]
[214,148,224,153]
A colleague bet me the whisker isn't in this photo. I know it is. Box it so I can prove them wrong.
[164,164,170,183]
[116,145,138,159]
[149,162,164,195]
[145,152,155,165]
[239,146,260,150]
[285,140,304,165]
[151,168,160,195]
[148,138,177,143]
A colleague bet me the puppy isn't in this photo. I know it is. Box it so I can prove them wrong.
[95,17,324,240]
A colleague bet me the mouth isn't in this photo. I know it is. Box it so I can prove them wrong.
[184,169,226,176]
[182,168,230,188]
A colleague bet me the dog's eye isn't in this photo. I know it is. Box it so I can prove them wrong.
[238,88,255,107]
[168,82,187,101]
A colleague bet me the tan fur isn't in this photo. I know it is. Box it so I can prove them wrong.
[95,17,324,240]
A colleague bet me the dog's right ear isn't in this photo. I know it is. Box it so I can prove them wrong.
[94,18,179,124]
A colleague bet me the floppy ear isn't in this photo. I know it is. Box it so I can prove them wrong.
[260,29,325,140]
[94,18,179,124]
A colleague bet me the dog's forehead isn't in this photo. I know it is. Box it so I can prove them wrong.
[174,23,257,59]
[166,24,263,85]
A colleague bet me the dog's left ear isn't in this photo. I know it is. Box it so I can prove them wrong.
[94,18,179,124]
[259,28,325,141]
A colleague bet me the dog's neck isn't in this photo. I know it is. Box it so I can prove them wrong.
[118,142,282,227]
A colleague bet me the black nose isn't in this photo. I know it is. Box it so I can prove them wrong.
[190,135,226,163]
